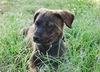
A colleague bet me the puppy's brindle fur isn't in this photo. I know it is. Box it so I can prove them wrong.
[21,8,74,72]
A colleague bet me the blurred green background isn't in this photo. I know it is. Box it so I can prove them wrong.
[0,0,100,72]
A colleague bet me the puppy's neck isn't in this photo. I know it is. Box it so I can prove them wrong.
[37,37,64,52]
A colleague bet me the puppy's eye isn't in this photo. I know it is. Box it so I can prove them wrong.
[45,22,53,27]
[45,22,49,26]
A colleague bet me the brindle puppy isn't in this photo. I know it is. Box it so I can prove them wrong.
[21,8,74,72]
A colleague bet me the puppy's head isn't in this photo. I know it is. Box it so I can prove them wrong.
[32,8,74,44]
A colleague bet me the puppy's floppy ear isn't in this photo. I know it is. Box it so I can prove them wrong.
[33,8,47,22]
[58,10,74,28]
[34,12,40,22]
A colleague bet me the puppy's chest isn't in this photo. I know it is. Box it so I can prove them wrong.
[36,45,61,56]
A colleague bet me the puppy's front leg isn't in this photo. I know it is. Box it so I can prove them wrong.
[28,51,41,72]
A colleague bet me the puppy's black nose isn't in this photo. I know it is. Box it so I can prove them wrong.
[33,35,40,41]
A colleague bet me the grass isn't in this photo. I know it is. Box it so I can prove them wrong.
[0,0,100,72]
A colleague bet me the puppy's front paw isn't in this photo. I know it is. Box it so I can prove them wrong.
[27,61,39,72]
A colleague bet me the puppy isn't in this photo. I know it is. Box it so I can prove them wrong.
[21,8,74,72]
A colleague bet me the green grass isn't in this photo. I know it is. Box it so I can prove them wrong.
[0,0,100,72]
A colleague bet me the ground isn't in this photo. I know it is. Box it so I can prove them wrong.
[0,0,100,72]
